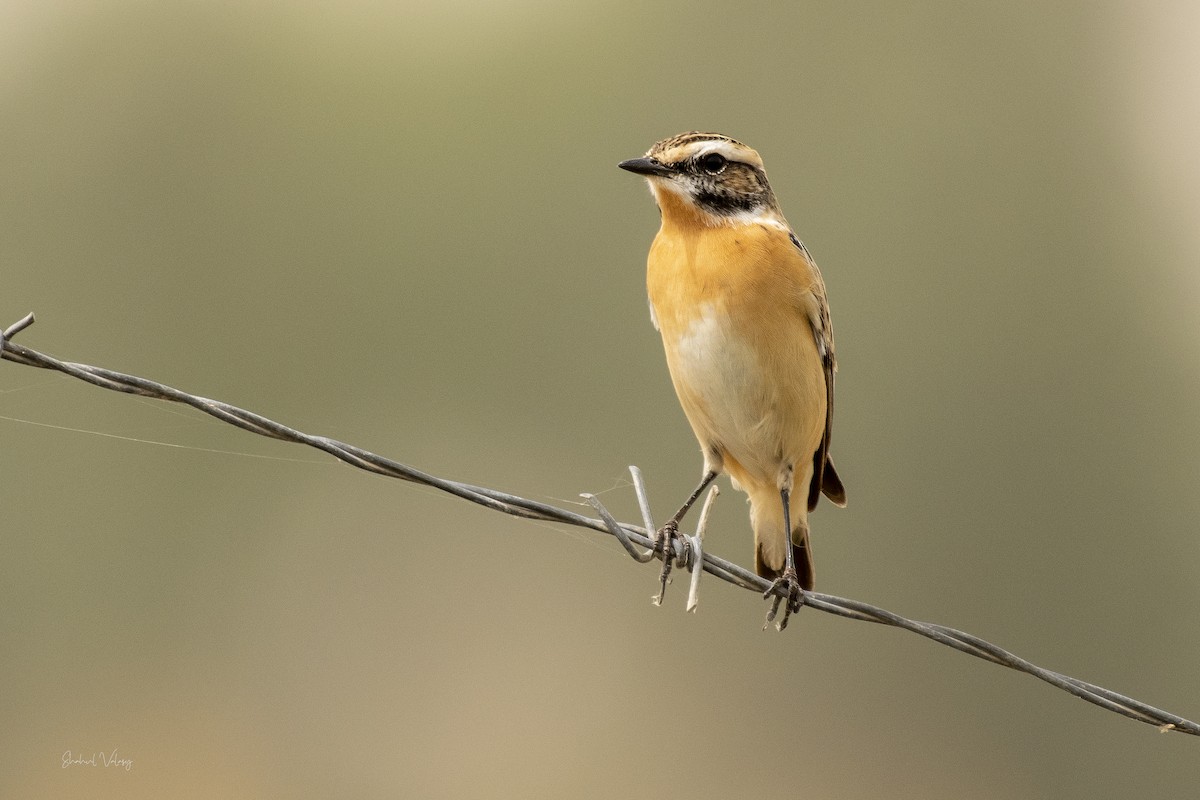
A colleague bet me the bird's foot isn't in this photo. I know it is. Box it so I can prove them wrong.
[652,519,683,606]
[762,568,805,631]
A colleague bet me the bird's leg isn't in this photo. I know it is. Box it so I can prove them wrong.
[654,470,718,604]
[763,486,805,631]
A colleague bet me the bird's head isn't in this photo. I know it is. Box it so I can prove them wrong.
[619,132,781,226]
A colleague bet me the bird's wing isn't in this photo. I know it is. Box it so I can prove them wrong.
[789,232,846,511]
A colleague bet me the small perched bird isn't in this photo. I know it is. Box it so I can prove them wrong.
[619,131,846,629]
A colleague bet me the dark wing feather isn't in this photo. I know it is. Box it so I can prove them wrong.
[789,233,846,511]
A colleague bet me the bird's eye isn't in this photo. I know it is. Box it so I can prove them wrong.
[699,153,727,174]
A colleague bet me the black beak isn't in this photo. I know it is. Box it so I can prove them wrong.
[618,157,676,178]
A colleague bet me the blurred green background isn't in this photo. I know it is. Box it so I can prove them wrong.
[3,1,1199,797]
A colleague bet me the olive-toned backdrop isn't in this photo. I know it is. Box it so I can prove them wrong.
[3,2,1198,797]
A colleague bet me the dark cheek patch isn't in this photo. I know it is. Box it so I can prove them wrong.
[695,188,758,214]
[692,164,772,216]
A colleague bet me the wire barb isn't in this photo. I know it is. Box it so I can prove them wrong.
[685,485,718,613]
[2,313,1197,737]
[582,491,654,564]
[0,312,36,355]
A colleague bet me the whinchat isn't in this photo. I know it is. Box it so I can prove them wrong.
[619,132,846,629]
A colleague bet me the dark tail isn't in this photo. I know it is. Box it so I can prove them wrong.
[820,456,846,507]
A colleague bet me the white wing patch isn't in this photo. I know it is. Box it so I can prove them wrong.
[812,323,829,360]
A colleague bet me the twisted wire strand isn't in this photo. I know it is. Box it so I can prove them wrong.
[2,313,1195,736]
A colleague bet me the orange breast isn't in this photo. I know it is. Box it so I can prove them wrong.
[646,216,827,489]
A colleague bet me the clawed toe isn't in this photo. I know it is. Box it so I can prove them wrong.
[653,520,681,605]
[762,569,805,631]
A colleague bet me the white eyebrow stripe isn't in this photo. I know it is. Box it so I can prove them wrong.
[694,140,745,161]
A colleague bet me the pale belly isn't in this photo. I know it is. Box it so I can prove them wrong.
[663,302,825,487]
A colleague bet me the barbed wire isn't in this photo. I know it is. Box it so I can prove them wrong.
[2,311,1196,737]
